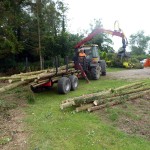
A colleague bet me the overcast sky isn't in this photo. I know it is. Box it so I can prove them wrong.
[64,0,150,51]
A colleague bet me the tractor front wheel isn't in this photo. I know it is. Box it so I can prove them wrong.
[91,66,101,80]
[100,60,106,76]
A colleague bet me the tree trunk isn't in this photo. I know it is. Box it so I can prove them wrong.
[36,0,43,70]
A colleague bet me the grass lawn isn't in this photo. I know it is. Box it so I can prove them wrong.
[24,77,150,150]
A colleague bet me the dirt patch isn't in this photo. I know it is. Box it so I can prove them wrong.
[0,87,29,150]
[95,94,150,140]
[0,109,28,150]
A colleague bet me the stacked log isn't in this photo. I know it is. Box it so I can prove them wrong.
[60,82,150,112]
[0,62,78,93]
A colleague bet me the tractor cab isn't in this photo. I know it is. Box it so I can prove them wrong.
[75,44,106,80]
[78,44,100,63]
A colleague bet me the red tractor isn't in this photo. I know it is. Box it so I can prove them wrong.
[74,28,128,80]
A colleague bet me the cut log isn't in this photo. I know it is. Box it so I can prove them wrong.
[31,79,50,88]
[61,89,112,105]
[114,82,143,91]
[88,89,150,112]
[21,75,39,81]
[37,69,77,80]
[59,90,111,110]
[71,82,145,105]
[61,82,144,105]
[8,79,20,83]
[51,76,61,82]
[95,87,150,105]
[0,62,75,81]
[0,81,28,93]
[11,70,47,77]
[60,101,75,110]
[94,85,150,106]
[76,103,94,112]
[0,76,22,80]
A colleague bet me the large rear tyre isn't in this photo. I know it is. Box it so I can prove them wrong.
[91,65,101,80]
[100,60,106,76]
[69,75,78,91]
[58,77,71,94]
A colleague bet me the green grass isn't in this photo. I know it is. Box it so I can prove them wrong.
[107,67,127,72]
[0,137,12,145]
[24,78,150,150]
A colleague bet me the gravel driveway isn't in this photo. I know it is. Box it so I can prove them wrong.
[107,68,150,80]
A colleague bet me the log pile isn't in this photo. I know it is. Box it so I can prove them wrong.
[60,82,150,112]
[0,62,78,93]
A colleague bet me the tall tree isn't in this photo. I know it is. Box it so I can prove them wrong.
[0,0,30,57]
[129,30,150,55]
[36,0,43,69]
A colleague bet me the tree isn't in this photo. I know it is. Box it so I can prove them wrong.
[0,0,71,72]
[85,19,113,52]
[0,0,30,57]
[129,30,150,55]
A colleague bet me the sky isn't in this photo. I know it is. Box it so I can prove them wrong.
[64,0,150,51]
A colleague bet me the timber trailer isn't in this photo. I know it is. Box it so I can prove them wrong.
[30,56,82,94]
[30,24,127,94]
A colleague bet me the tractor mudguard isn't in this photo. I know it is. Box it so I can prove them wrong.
[90,62,99,67]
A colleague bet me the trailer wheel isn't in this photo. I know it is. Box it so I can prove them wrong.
[69,75,78,91]
[58,77,71,94]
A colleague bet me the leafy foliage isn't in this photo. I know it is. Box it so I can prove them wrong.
[129,31,150,55]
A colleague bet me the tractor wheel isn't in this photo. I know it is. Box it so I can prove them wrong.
[91,65,101,80]
[58,77,71,94]
[69,75,78,91]
[100,60,106,76]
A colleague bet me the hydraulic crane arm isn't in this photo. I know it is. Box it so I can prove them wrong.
[75,28,126,49]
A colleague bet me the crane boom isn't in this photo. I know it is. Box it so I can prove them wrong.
[75,28,126,49]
